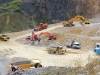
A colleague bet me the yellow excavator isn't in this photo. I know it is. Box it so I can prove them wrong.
[62,15,90,27]
[76,15,90,24]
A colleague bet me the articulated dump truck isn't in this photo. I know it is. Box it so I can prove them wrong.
[46,46,66,55]
[10,59,42,70]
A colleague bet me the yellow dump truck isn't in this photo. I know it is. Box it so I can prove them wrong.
[10,59,42,70]
[0,34,10,41]
[47,46,66,55]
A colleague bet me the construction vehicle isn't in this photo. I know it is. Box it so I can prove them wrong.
[47,46,66,55]
[62,15,90,27]
[9,59,42,70]
[0,34,10,41]
[26,31,57,43]
[34,23,48,31]
[38,32,57,40]
[76,15,90,24]
[94,43,100,54]
[66,40,81,49]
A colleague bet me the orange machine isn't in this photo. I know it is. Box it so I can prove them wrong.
[34,23,48,31]
[26,30,39,41]
[38,32,57,40]
[26,31,57,42]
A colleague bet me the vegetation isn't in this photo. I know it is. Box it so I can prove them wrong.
[0,0,22,12]
[0,13,33,33]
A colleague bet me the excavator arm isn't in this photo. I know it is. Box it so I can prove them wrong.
[38,32,57,40]
[62,15,90,27]
[38,32,51,38]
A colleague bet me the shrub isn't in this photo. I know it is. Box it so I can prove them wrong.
[15,7,21,12]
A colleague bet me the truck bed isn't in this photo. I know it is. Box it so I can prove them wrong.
[46,47,57,51]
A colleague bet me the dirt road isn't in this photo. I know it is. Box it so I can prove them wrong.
[0,23,98,67]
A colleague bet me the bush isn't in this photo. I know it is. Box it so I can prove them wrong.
[15,7,21,12]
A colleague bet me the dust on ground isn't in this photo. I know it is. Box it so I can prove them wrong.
[1,22,100,74]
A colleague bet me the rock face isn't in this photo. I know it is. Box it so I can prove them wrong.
[0,0,12,5]
[0,0,100,32]
[19,0,100,21]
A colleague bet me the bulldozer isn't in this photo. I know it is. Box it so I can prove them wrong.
[47,46,66,55]
[62,15,90,27]
[34,23,48,31]
[0,34,10,41]
[9,59,42,70]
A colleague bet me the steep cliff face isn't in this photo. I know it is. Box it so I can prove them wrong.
[0,0,12,5]
[77,0,100,18]
[0,0,100,32]
[19,0,100,21]
[19,0,77,21]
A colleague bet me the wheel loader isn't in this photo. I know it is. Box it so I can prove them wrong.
[47,46,66,55]
[9,59,42,70]
[0,34,10,41]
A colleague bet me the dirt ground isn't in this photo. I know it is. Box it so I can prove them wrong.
[0,22,100,71]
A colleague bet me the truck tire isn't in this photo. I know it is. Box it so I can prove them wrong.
[34,29,37,32]
[1,38,4,41]
[53,38,56,40]
[64,25,66,27]
[66,45,72,48]
[50,50,54,54]
[58,51,62,55]
[34,63,42,68]
[48,50,51,54]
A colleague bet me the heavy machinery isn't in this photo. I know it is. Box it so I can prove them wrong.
[66,40,81,49]
[0,34,10,41]
[76,15,90,24]
[94,43,100,54]
[34,23,48,31]
[47,46,66,55]
[62,18,75,27]
[62,15,90,27]
[26,31,57,45]
[38,32,57,40]
[10,59,42,70]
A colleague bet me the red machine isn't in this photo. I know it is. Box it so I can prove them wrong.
[26,30,38,41]
[34,23,48,31]
[38,32,57,40]
[26,31,57,41]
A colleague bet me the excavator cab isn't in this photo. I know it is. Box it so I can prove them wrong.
[48,34,57,40]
